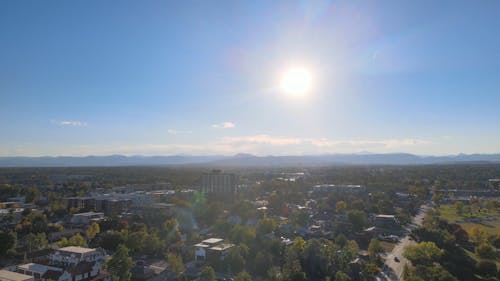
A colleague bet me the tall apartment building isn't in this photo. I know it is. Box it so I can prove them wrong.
[201,170,238,194]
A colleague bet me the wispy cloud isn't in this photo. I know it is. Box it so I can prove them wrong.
[222,135,429,148]
[211,122,235,129]
[8,133,430,156]
[98,135,431,156]
[167,129,192,135]
[51,120,87,127]
[222,135,301,146]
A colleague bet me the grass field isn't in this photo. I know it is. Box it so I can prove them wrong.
[438,204,500,236]
[439,204,500,222]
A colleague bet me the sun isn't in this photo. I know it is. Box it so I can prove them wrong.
[280,67,313,97]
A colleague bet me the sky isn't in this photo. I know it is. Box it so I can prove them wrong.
[1,0,500,157]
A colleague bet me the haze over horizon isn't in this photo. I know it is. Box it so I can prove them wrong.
[1,1,500,157]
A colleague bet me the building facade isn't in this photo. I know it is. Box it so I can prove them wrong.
[200,170,238,194]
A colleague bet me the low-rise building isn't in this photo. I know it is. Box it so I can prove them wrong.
[70,212,105,225]
[49,246,104,267]
[311,184,366,193]
[374,215,399,229]
[194,238,234,263]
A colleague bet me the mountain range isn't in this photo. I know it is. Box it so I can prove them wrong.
[1,153,500,167]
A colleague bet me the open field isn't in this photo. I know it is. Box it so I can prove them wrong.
[439,204,500,222]
[439,204,500,236]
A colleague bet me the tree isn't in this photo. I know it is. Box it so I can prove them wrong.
[86,222,100,240]
[454,202,465,216]
[25,232,48,253]
[257,217,277,236]
[230,225,255,245]
[107,244,132,281]
[470,226,488,244]
[403,242,444,266]
[201,202,224,226]
[143,232,165,256]
[201,266,216,281]
[282,244,307,281]
[253,251,272,277]
[363,263,380,278]
[235,271,252,281]
[432,193,443,205]
[126,231,147,254]
[485,200,500,213]
[162,219,182,246]
[29,212,48,233]
[368,239,383,260]
[476,260,497,277]
[334,271,351,281]
[0,231,16,256]
[475,243,496,259]
[336,201,347,214]
[335,234,348,248]
[167,252,185,276]
[100,231,127,251]
[347,210,366,231]
[227,246,246,273]
[68,233,87,246]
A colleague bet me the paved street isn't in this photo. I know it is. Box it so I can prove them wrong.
[376,205,429,281]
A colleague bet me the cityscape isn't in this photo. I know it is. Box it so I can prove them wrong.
[1,1,500,281]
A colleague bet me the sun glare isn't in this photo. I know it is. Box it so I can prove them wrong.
[280,67,313,97]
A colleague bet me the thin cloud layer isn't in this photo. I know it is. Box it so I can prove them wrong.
[31,135,429,156]
[211,122,235,129]
[167,129,193,135]
[51,120,87,127]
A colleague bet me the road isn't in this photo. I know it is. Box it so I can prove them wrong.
[375,205,429,281]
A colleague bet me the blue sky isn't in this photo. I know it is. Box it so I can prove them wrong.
[1,0,499,156]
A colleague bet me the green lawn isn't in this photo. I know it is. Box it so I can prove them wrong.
[438,204,500,236]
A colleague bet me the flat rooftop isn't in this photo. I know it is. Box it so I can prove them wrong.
[17,263,61,273]
[210,244,234,251]
[202,238,223,244]
[0,270,33,281]
[73,212,104,216]
[376,214,396,218]
[57,246,96,254]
